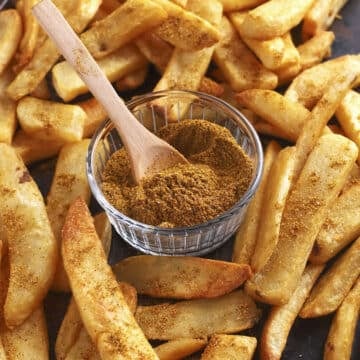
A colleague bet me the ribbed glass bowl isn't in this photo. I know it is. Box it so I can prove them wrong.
[87,90,263,256]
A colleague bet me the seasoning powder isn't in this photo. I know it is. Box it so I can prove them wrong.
[102,119,253,227]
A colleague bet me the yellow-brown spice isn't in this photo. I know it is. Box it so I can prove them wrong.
[102,119,253,227]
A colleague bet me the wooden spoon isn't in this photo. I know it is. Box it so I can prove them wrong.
[32,0,188,183]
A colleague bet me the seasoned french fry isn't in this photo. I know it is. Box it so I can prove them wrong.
[81,0,167,59]
[274,61,302,86]
[153,0,221,50]
[200,335,257,360]
[300,236,360,318]
[310,181,360,264]
[198,77,224,97]
[6,0,101,100]
[0,9,22,75]
[0,68,17,144]
[219,0,266,12]
[62,198,157,359]
[30,78,51,100]
[52,45,147,101]
[298,31,335,70]
[245,134,358,305]
[170,0,187,7]
[101,0,123,12]
[336,90,360,162]
[324,278,360,360]
[251,120,293,142]
[252,146,296,273]
[0,144,57,327]
[13,0,40,72]
[260,264,324,360]
[302,0,348,40]
[12,130,63,165]
[47,140,91,292]
[213,16,277,92]
[93,212,112,259]
[238,0,315,40]
[284,55,360,110]
[232,141,280,264]
[115,65,148,92]
[135,290,261,340]
[114,255,251,299]
[65,327,100,360]
[17,97,86,143]
[155,339,207,360]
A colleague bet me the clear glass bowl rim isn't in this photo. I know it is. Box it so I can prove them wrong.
[87,90,264,234]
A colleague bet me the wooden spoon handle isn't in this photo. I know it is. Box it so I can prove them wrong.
[32,0,140,138]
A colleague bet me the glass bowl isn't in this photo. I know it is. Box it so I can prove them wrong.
[87,90,263,256]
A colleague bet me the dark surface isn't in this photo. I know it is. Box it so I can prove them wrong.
[26,0,360,359]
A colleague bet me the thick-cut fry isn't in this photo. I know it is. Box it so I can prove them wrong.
[0,9,22,75]
[0,144,57,327]
[310,181,360,264]
[155,339,207,360]
[198,77,224,97]
[17,97,86,143]
[245,134,358,305]
[219,0,266,12]
[1,306,49,360]
[260,264,324,360]
[200,335,257,360]
[93,212,112,258]
[62,198,157,359]
[285,55,360,110]
[115,65,148,92]
[52,45,147,101]
[81,0,167,59]
[213,16,277,92]
[324,278,360,360]
[101,0,123,12]
[232,141,280,264]
[114,255,251,299]
[252,146,296,273]
[238,0,315,40]
[12,130,63,165]
[6,0,101,100]
[0,68,17,144]
[65,328,100,360]
[135,290,261,340]
[30,78,51,100]
[153,0,221,50]
[275,61,302,86]
[298,31,335,70]
[336,90,360,162]
[302,0,348,40]
[47,140,91,292]
[300,236,360,318]
[236,90,310,142]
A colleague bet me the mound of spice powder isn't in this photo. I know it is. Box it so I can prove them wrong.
[102,119,254,227]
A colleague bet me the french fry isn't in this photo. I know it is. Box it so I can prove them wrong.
[300,236,360,318]
[6,0,101,100]
[275,61,302,86]
[13,0,40,73]
[47,140,91,292]
[232,141,280,264]
[198,77,224,97]
[115,65,148,92]
[260,264,324,360]
[0,143,57,327]
[155,339,207,360]
[81,0,167,59]
[101,0,123,13]
[310,180,360,264]
[324,278,360,360]
[17,97,86,143]
[93,212,112,259]
[12,130,64,165]
[0,68,17,144]
[52,45,147,101]
[302,0,348,40]
[152,0,221,50]
[237,0,315,40]
[113,255,252,299]
[30,78,51,100]
[170,0,187,7]
[245,134,358,305]
[284,55,360,110]
[251,120,293,142]
[62,197,157,359]
[200,335,257,360]
[213,16,278,92]
[135,290,261,340]
[336,90,360,162]
[64,327,100,360]
[298,31,335,70]
[252,146,296,273]
[219,0,266,12]
[0,9,22,75]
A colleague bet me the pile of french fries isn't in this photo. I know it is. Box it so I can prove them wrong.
[0,0,359,359]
